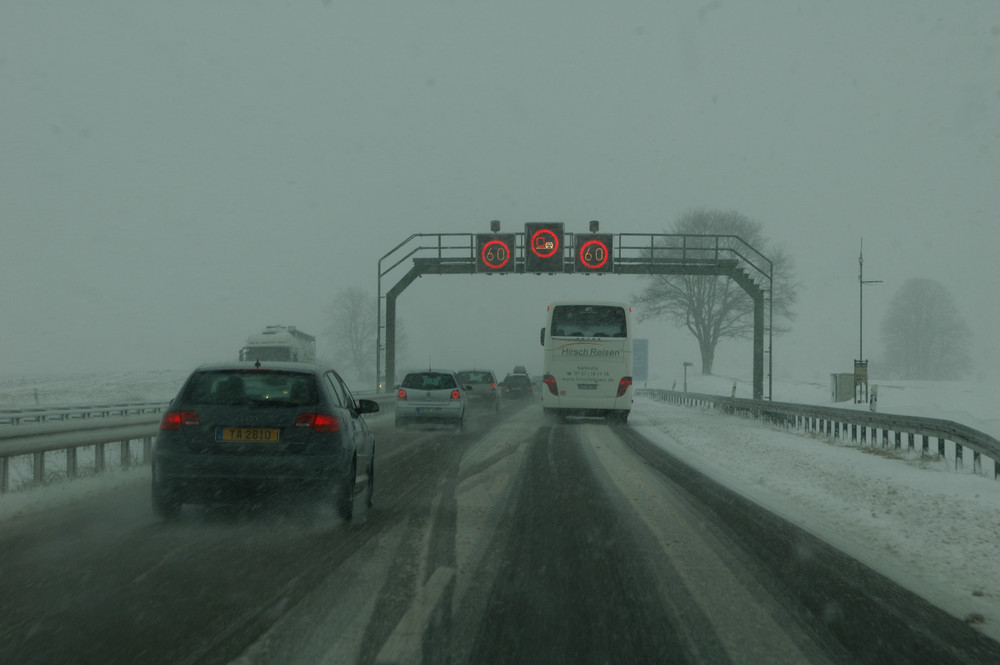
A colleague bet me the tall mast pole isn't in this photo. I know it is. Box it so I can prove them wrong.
[858,238,883,362]
[859,240,864,361]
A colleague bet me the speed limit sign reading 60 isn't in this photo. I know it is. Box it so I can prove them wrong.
[476,234,515,272]
[574,234,614,272]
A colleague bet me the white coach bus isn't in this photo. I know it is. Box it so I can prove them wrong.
[539,301,633,423]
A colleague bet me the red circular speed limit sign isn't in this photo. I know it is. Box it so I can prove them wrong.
[480,238,512,269]
[577,238,610,269]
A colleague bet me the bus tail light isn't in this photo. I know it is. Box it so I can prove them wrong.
[543,375,558,396]
[617,377,633,397]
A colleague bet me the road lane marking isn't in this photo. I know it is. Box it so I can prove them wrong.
[375,566,455,665]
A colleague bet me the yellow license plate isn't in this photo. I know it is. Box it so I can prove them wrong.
[216,427,280,443]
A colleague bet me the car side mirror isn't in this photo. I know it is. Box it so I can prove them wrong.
[356,398,380,415]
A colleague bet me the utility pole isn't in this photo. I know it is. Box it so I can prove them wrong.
[856,239,882,402]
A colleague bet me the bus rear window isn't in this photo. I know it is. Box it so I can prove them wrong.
[550,305,627,338]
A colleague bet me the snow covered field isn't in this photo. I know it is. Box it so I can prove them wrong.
[0,369,189,408]
[2,370,1000,641]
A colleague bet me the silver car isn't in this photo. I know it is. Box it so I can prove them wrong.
[395,369,467,431]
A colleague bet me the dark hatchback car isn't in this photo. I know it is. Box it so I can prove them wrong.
[152,362,378,521]
[501,373,534,399]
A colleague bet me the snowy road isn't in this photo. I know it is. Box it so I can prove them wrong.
[1,400,998,664]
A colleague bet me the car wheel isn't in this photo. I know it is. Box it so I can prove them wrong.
[152,479,181,520]
[455,417,465,432]
[337,460,356,523]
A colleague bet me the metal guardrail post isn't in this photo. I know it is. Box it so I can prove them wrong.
[0,414,162,492]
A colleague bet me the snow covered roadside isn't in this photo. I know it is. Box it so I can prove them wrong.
[0,466,150,526]
[629,396,1000,642]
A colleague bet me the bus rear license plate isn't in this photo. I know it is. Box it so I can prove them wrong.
[578,384,598,390]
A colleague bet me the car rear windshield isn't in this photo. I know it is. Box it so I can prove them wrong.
[181,370,319,406]
[505,375,532,386]
[457,371,494,384]
[402,372,457,390]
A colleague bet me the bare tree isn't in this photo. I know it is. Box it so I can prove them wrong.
[325,287,377,385]
[632,209,799,375]
[325,287,407,387]
[879,278,972,380]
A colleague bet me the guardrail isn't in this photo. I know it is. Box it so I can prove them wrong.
[0,416,160,493]
[637,388,1000,480]
[0,402,170,426]
[0,394,397,493]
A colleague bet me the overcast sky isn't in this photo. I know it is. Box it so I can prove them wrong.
[2,1,997,386]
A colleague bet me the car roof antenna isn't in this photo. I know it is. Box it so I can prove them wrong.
[255,359,261,368]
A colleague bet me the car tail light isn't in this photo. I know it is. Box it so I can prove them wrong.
[295,413,341,433]
[160,411,200,430]
[542,375,558,396]
[617,377,633,397]
[451,390,461,400]
[397,389,407,400]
